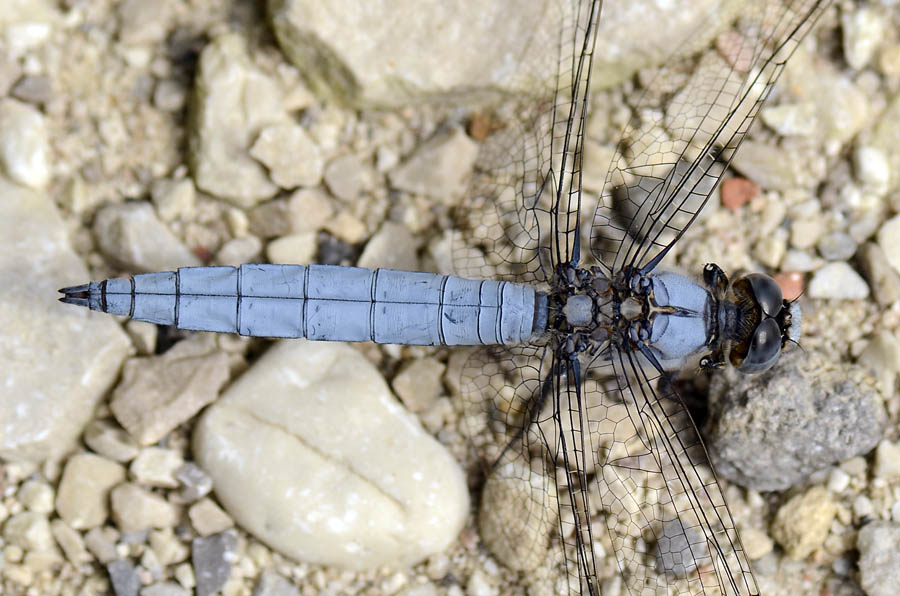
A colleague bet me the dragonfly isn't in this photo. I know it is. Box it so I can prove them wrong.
[60,0,829,594]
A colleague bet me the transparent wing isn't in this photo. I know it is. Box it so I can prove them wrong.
[591,0,831,276]
[453,0,601,284]
[458,345,605,595]
[597,347,759,596]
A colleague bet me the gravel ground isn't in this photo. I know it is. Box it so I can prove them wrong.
[1,1,900,596]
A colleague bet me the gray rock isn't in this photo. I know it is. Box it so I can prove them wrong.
[859,242,900,307]
[188,34,285,207]
[110,334,230,446]
[11,75,53,105]
[56,453,126,530]
[270,0,739,106]
[92,202,201,272]
[807,262,870,300]
[107,559,141,596]
[857,521,900,596]
[706,350,886,491]
[192,531,237,596]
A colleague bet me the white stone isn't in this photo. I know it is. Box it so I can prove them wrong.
[250,123,324,189]
[187,499,234,537]
[93,201,201,272]
[0,179,130,461]
[760,102,817,137]
[807,262,870,300]
[192,340,469,569]
[323,153,366,201]
[871,92,900,193]
[83,419,140,462]
[214,235,263,266]
[2,512,53,552]
[188,34,285,207]
[873,440,900,481]
[0,99,49,188]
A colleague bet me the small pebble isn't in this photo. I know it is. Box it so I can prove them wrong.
[153,79,187,112]
[110,483,180,533]
[250,123,324,189]
[771,486,836,560]
[84,419,141,463]
[826,468,851,493]
[187,499,234,537]
[50,519,92,564]
[842,7,884,70]
[760,102,817,137]
[253,570,301,596]
[18,479,54,513]
[266,232,317,265]
[193,531,238,596]
[84,527,120,564]
[858,521,900,596]
[854,145,890,192]
[772,271,804,301]
[720,177,760,210]
[56,453,127,529]
[140,582,190,596]
[876,214,900,275]
[873,440,900,481]
[174,462,213,502]
[392,357,446,413]
[323,153,366,201]
[108,558,141,596]
[149,529,190,567]
[358,221,419,271]
[0,98,49,188]
[2,511,54,551]
[130,447,184,488]
[817,232,857,261]
[151,178,196,222]
[807,262,869,299]
[389,124,479,203]
[214,235,263,266]
[11,74,53,105]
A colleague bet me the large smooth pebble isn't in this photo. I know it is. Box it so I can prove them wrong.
[193,340,469,570]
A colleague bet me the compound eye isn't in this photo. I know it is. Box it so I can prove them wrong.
[738,318,782,373]
[744,273,783,317]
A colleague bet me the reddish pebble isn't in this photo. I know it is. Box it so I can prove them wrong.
[720,177,760,210]
[773,271,804,301]
[467,112,495,142]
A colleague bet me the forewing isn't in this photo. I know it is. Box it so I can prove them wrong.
[591,0,831,275]
[453,0,602,284]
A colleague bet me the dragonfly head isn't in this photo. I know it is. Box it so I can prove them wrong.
[728,273,801,374]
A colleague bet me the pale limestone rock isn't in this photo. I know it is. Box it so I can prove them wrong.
[93,202,201,272]
[250,123,323,189]
[357,221,418,271]
[391,357,446,413]
[130,447,184,488]
[188,34,285,207]
[56,453,126,530]
[110,335,231,446]
[0,178,130,461]
[2,511,54,551]
[110,483,180,533]
[0,98,49,188]
[389,125,478,203]
[266,232,317,265]
[770,486,836,560]
[50,520,92,564]
[192,340,469,569]
[187,499,234,537]
[83,419,140,463]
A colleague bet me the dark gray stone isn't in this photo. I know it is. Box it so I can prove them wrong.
[193,530,238,596]
[705,350,886,491]
[108,559,141,596]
